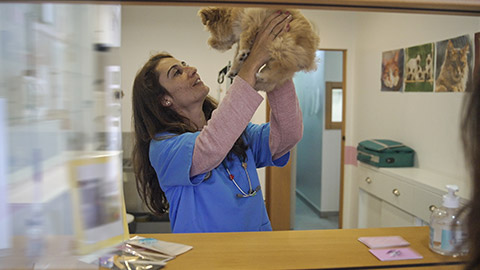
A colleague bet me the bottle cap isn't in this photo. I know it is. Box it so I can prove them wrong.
[443,184,459,208]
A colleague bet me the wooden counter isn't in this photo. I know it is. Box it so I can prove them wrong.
[0,226,466,269]
[137,226,466,270]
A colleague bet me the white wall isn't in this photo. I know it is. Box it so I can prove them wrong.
[321,51,343,213]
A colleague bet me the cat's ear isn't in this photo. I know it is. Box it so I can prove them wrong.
[198,7,224,25]
[198,8,213,25]
[447,40,455,50]
[463,43,470,54]
[445,40,454,56]
[393,51,399,62]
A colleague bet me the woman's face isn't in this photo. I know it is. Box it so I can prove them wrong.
[156,57,209,111]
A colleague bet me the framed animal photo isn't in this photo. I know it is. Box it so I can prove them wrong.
[381,49,404,92]
[404,43,435,92]
[435,34,473,93]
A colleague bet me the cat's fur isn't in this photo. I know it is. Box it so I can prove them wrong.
[198,7,320,92]
[435,40,470,92]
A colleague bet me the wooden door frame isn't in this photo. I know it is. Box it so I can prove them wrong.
[266,49,347,230]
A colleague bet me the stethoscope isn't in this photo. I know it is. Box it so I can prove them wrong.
[222,160,260,198]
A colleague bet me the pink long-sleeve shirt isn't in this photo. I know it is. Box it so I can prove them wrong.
[190,76,303,177]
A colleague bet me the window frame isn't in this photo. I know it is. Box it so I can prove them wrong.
[325,81,343,130]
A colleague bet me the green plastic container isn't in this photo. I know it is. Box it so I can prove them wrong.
[357,139,414,167]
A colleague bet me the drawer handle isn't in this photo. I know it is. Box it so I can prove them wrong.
[429,205,438,212]
[392,189,400,196]
[365,177,372,184]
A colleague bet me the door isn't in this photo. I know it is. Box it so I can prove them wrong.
[266,49,347,230]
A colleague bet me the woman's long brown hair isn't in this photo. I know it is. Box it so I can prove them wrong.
[131,52,247,216]
[461,63,480,269]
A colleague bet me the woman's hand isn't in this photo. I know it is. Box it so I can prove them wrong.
[237,11,292,87]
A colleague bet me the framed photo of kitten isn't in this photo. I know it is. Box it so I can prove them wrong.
[404,43,435,92]
[435,34,474,93]
[381,49,404,92]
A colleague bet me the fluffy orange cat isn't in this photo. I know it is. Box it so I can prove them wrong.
[199,7,320,92]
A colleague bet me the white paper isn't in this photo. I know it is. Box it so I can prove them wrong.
[127,236,193,257]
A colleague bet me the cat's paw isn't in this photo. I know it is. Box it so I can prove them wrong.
[254,79,275,92]
[237,50,250,62]
[227,64,241,79]
[255,72,265,82]
[227,70,238,79]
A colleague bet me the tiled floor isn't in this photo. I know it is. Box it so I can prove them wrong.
[294,196,339,230]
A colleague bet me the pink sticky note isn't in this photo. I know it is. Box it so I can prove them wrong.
[369,247,423,261]
[358,236,410,249]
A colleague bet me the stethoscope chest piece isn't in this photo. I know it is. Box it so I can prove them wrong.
[222,160,260,198]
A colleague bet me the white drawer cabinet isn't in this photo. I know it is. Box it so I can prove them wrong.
[358,167,415,212]
[357,163,469,228]
[358,189,416,228]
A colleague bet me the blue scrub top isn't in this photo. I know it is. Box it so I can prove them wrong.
[149,122,289,233]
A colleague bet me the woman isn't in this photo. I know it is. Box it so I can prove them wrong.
[132,11,302,233]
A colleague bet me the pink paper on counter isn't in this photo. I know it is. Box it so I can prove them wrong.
[358,236,410,249]
[369,247,423,261]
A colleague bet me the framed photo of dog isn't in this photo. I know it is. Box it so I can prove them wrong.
[404,43,434,92]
